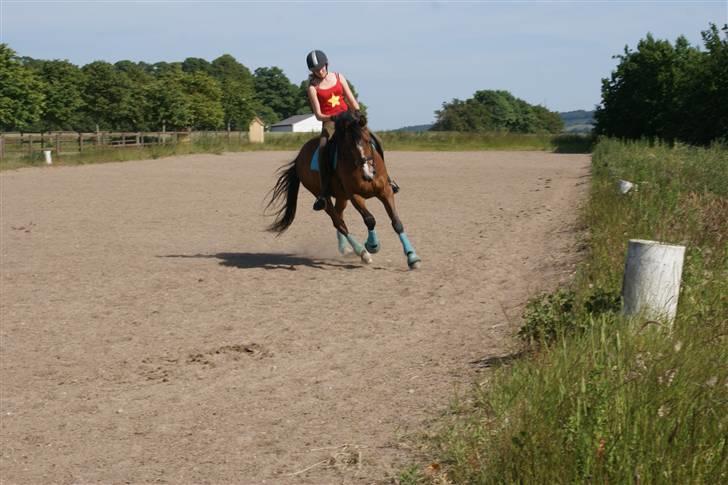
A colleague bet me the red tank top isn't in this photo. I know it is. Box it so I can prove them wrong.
[315,73,349,116]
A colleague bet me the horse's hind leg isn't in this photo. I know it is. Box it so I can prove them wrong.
[350,194,380,254]
[327,197,371,264]
[377,191,421,269]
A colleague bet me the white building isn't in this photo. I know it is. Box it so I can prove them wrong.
[270,114,321,133]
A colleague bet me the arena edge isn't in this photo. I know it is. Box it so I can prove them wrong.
[403,138,727,484]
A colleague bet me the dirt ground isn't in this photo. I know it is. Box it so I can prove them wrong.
[0,150,589,484]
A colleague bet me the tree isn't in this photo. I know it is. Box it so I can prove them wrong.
[181,71,224,129]
[144,67,191,131]
[0,44,45,131]
[28,59,85,131]
[594,24,728,145]
[594,34,685,141]
[431,90,562,133]
[181,57,212,75]
[81,61,147,130]
[253,67,302,125]
[210,54,256,129]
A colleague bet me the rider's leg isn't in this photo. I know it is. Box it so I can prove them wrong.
[313,135,330,211]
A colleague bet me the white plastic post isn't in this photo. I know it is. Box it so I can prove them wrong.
[622,239,686,323]
[43,150,53,165]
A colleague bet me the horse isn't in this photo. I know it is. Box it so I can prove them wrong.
[265,111,421,269]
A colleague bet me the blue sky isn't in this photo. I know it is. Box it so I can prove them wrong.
[2,1,726,130]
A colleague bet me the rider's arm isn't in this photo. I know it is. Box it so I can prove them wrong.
[339,74,360,111]
[307,86,334,122]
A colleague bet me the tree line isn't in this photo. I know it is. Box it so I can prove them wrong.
[0,46,313,132]
[595,23,728,145]
[430,89,564,133]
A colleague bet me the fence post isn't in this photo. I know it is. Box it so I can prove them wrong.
[56,133,61,156]
[28,134,33,156]
[78,133,83,153]
[0,135,4,161]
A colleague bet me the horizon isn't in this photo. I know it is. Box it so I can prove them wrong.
[1,1,726,131]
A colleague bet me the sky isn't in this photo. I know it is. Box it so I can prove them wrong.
[1,0,726,130]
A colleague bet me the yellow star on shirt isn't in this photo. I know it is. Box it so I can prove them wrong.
[327,94,341,108]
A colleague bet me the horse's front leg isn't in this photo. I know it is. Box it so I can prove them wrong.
[350,194,380,254]
[327,197,371,264]
[376,191,421,270]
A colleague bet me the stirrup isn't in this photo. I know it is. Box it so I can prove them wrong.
[313,196,326,211]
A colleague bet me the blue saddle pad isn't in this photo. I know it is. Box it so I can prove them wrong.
[311,148,337,172]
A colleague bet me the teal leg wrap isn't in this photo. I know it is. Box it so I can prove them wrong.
[398,232,421,267]
[346,234,365,256]
[337,231,349,255]
[365,230,381,253]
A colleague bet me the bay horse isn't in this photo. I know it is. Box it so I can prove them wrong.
[265,111,421,269]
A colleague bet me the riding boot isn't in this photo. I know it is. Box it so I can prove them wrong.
[313,147,330,211]
[388,175,400,194]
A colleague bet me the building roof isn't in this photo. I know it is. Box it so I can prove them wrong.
[270,114,317,127]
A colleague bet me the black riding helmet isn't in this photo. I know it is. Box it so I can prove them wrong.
[306,50,328,71]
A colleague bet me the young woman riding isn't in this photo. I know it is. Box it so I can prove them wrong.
[306,49,359,210]
[306,49,398,211]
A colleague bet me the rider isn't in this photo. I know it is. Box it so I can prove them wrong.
[306,49,398,211]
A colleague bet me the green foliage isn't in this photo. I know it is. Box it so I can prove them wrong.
[0,44,45,131]
[210,54,256,129]
[376,131,591,152]
[253,67,305,125]
[181,71,224,129]
[518,288,621,345]
[430,139,728,484]
[595,23,728,145]
[81,61,147,131]
[144,67,191,130]
[26,59,85,131]
[431,89,564,134]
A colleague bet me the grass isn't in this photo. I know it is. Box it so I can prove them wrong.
[0,132,592,171]
[422,138,727,484]
[378,131,593,153]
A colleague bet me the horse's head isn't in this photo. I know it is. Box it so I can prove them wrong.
[334,111,376,181]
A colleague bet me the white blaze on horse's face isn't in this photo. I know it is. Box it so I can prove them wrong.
[356,140,375,181]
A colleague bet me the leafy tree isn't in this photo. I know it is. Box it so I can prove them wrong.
[0,44,45,131]
[253,67,302,125]
[81,61,147,130]
[594,24,727,145]
[594,34,686,141]
[26,59,85,131]
[432,90,562,133]
[682,24,728,144]
[181,71,224,129]
[145,67,191,130]
[210,54,255,129]
[181,57,212,75]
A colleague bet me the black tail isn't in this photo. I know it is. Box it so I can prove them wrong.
[265,161,300,234]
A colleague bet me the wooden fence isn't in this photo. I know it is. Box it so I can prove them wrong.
[0,131,254,160]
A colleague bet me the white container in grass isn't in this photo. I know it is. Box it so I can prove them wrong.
[618,179,635,194]
[622,239,686,324]
[43,150,52,165]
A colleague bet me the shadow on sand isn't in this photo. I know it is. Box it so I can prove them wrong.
[161,252,362,270]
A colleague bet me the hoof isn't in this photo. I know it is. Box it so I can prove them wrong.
[365,242,380,254]
[339,246,354,256]
[360,250,372,264]
[407,253,421,269]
